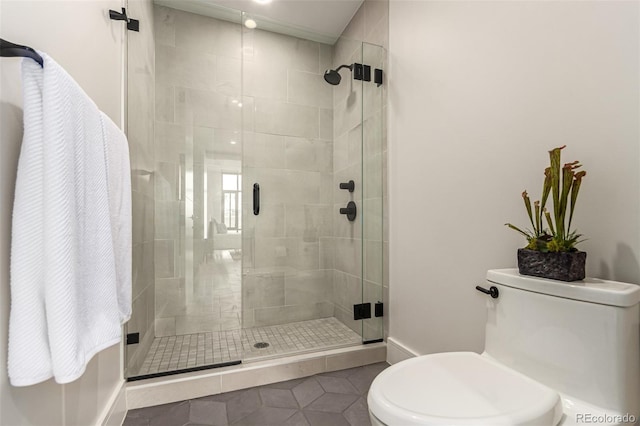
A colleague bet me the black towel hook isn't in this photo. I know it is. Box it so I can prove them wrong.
[0,38,44,68]
[109,8,140,32]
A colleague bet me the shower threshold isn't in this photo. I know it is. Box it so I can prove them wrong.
[130,317,362,379]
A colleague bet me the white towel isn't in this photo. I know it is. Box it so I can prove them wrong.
[101,112,132,324]
[9,53,131,386]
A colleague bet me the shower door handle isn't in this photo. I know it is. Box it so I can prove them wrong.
[253,183,260,215]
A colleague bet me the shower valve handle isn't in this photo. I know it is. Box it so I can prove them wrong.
[339,180,355,192]
[340,201,357,222]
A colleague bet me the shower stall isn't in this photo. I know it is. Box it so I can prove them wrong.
[125,1,385,379]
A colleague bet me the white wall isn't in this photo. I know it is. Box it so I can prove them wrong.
[388,1,639,357]
[0,1,127,424]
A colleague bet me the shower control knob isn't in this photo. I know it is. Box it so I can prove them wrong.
[340,201,357,222]
[339,180,355,192]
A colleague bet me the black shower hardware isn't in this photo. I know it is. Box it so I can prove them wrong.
[475,285,499,299]
[323,64,353,85]
[375,68,383,87]
[339,180,355,192]
[324,63,384,87]
[253,183,260,215]
[0,38,43,67]
[109,8,140,32]
[340,201,357,222]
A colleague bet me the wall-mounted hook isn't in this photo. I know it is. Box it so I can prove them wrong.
[109,8,140,32]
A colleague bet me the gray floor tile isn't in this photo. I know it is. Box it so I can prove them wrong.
[306,393,359,413]
[347,367,384,394]
[319,367,362,379]
[128,402,178,420]
[149,402,190,426]
[232,406,297,425]
[282,412,311,426]
[226,389,261,424]
[292,378,324,408]
[199,389,245,403]
[123,417,150,426]
[189,400,228,426]
[263,377,306,390]
[259,388,299,409]
[343,398,371,426]
[303,410,351,426]
[316,376,359,395]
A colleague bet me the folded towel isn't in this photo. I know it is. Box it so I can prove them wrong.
[9,53,131,386]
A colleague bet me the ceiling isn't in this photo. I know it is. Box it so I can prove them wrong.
[153,0,364,45]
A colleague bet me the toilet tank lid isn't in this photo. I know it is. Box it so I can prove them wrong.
[487,269,640,307]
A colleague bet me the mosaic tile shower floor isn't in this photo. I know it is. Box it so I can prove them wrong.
[136,317,362,376]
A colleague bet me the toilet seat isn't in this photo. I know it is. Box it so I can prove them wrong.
[367,352,563,426]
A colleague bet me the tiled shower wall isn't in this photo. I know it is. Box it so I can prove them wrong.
[331,0,389,340]
[152,6,243,337]
[152,5,337,333]
[241,23,336,328]
[127,0,156,376]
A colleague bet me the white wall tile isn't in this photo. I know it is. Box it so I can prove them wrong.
[156,45,216,91]
[243,132,285,169]
[154,5,176,47]
[253,30,320,74]
[284,137,333,173]
[254,98,319,138]
[175,88,241,130]
[174,8,242,58]
[284,270,333,305]
[287,70,332,109]
[155,83,175,123]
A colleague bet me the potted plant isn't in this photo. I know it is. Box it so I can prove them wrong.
[505,145,587,281]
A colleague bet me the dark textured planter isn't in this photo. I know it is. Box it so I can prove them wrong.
[517,248,586,282]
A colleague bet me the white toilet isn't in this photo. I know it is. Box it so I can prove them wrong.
[368,269,640,425]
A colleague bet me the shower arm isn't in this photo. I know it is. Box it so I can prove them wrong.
[335,64,353,73]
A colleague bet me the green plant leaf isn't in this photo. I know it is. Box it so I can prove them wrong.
[540,167,551,228]
[568,170,586,233]
[548,146,565,238]
[505,223,533,239]
[522,191,536,232]
[544,209,555,236]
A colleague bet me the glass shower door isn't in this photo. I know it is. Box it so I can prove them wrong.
[240,13,358,359]
[361,42,386,342]
[126,4,244,378]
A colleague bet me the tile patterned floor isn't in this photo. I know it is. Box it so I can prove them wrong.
[136,318,362,376]
[125,362,389,426]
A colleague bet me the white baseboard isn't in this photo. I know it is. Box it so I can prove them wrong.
[99,380,127,426]
[386,337,419,364]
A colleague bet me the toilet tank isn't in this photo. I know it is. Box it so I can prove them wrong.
[484,269,640,417]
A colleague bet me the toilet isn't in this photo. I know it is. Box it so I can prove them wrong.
[368,269,640,425]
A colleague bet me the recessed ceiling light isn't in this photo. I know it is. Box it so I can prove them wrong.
[230,140,237,145]
[244,18,257,29]
[253,0,272,4]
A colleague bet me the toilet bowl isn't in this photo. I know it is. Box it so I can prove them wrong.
[368,269,640,426]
